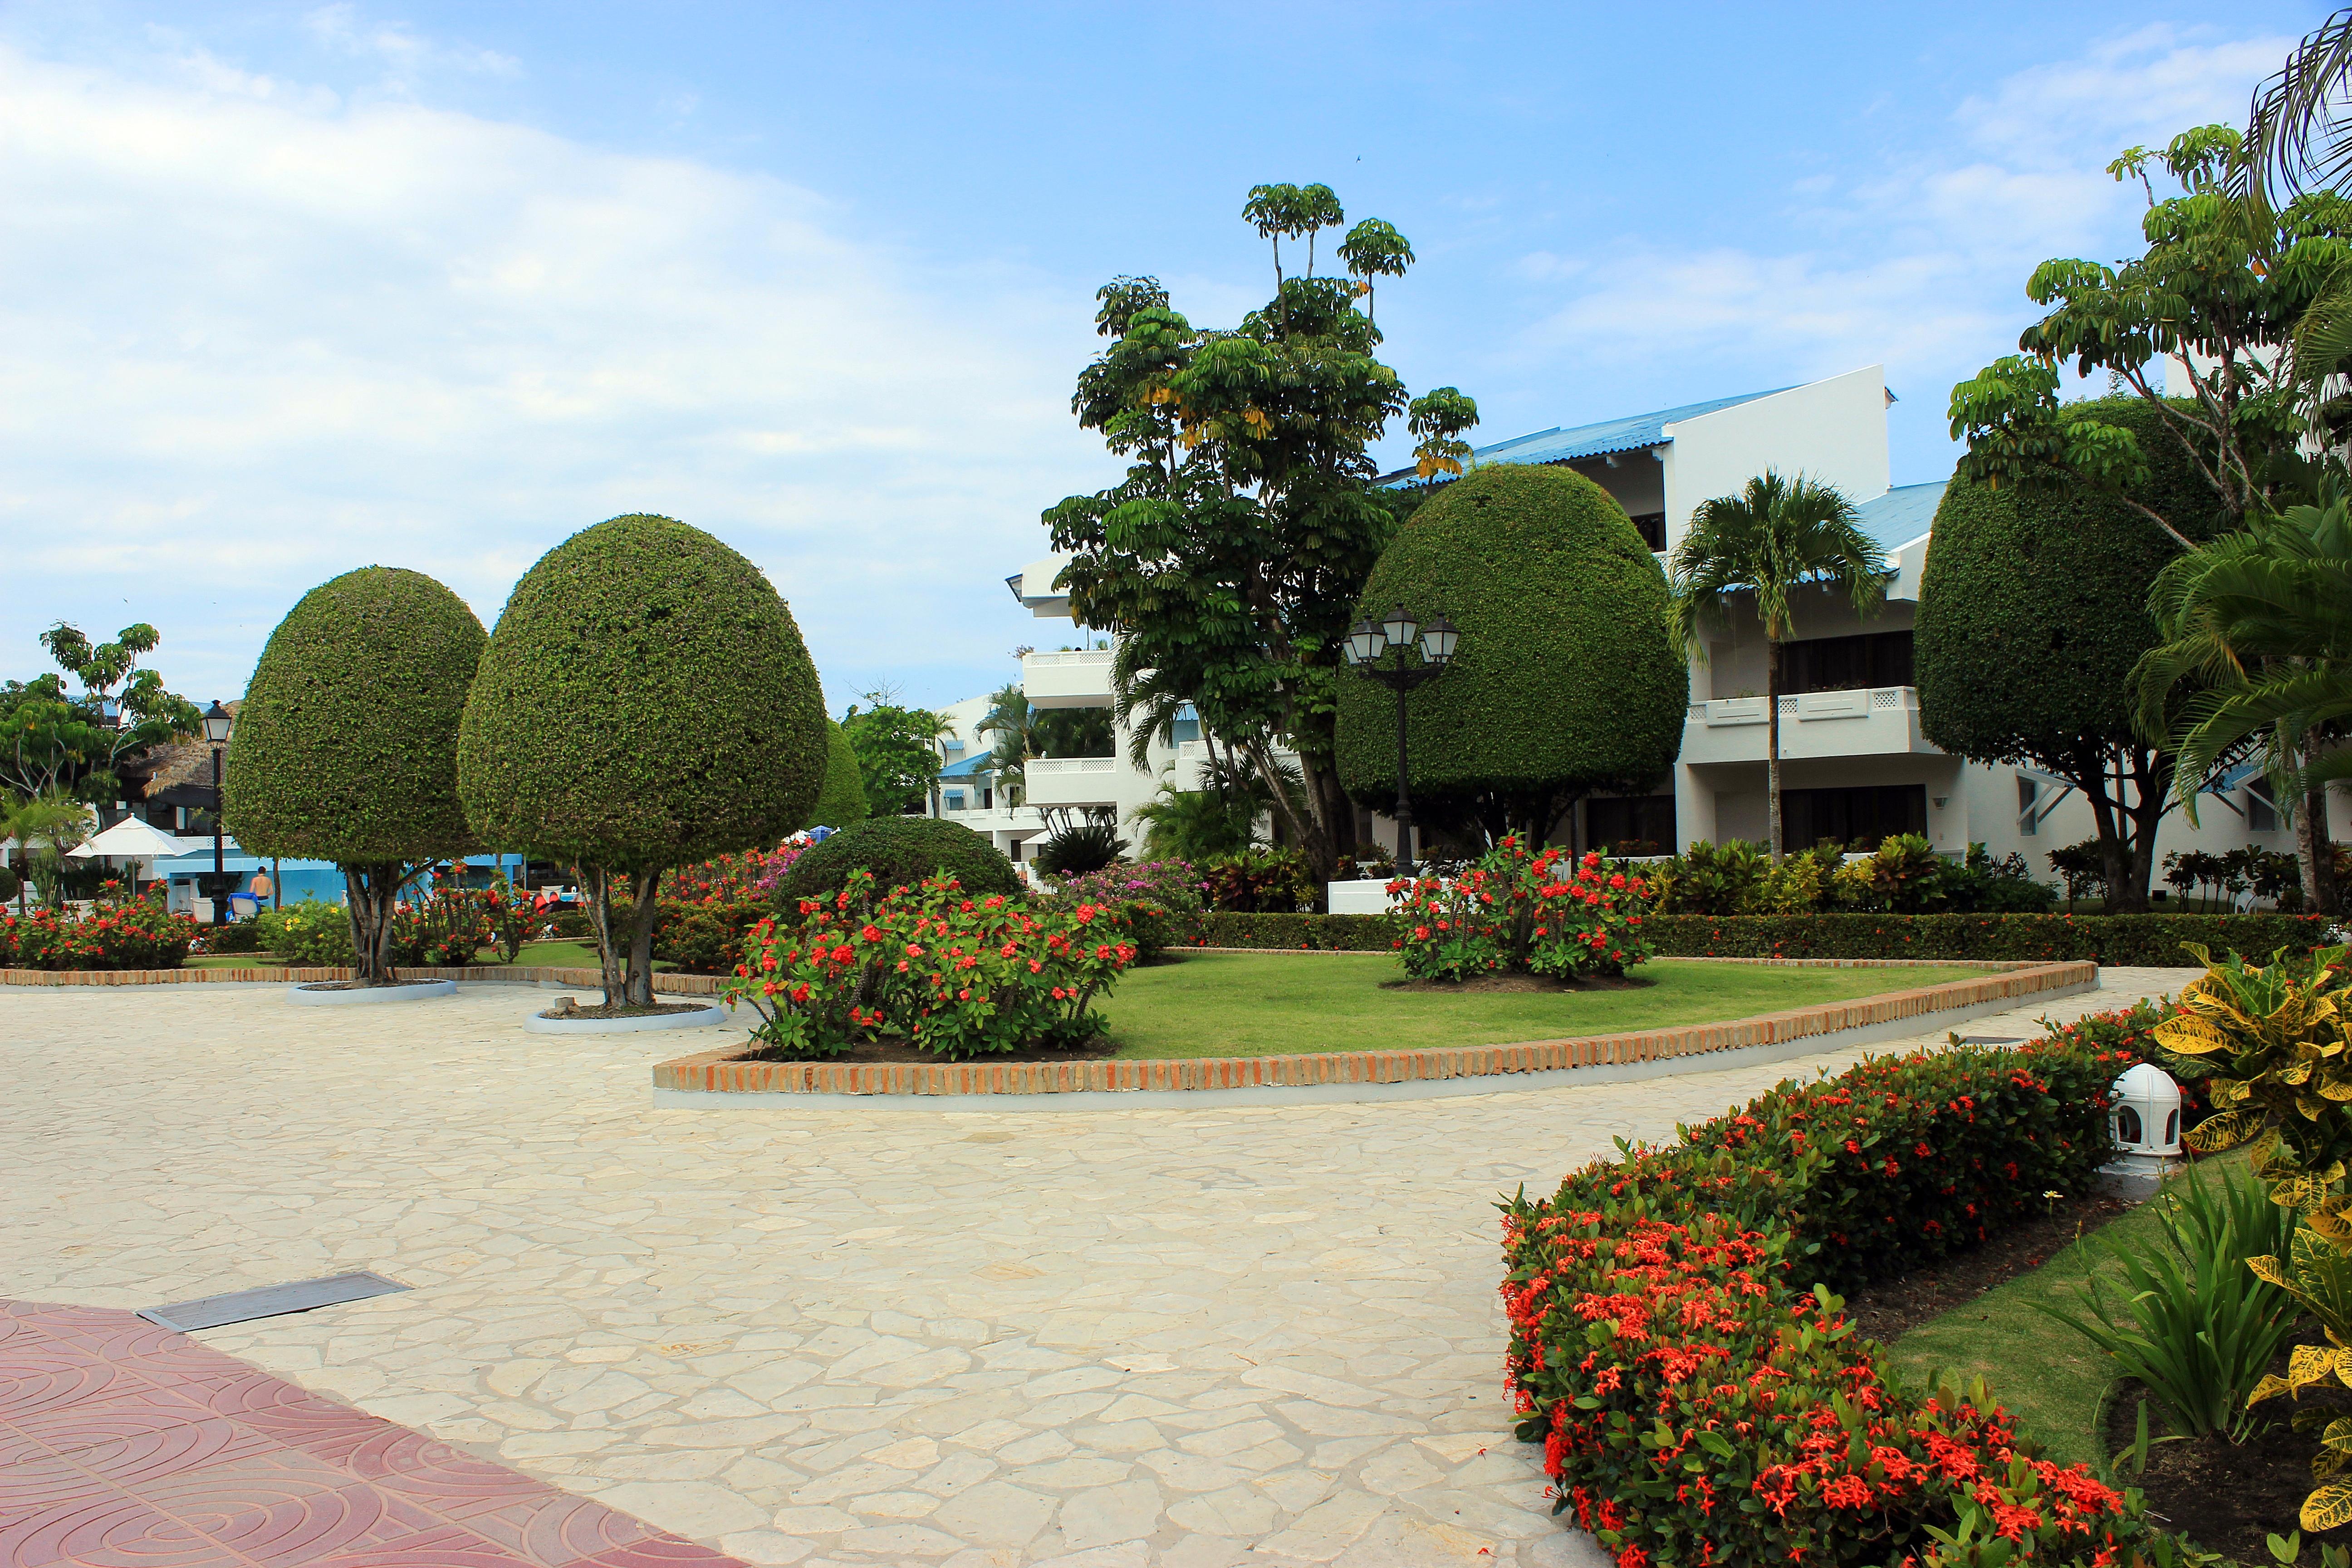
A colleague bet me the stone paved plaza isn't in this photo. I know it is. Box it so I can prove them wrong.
[0,968,2196,1568]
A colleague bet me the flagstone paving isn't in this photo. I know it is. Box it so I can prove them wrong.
[0,968,2194,1567]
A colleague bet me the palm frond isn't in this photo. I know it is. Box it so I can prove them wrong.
[2246,10,2352,205]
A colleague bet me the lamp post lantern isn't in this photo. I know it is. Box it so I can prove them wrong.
[1341,605,1460,880]
[201,701,232,922]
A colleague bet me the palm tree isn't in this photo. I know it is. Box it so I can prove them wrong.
[2133,496,2352,911]
[975,683,1034,806]
[1667,472,1889,860]
[2244,13,2352,206]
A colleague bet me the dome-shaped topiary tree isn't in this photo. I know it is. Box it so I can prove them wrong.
[458,514,828,1006]
[1335,463,1687,844]
[775,815,1023,908]
[803,720,869,831]
[225,567,486,982]
[1917,397,2230,911]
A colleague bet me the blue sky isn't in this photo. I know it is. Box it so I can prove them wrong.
[0,2,2328,716]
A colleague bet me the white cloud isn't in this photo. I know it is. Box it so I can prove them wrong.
[0,39,1114,709]
[1496,25,2298,455]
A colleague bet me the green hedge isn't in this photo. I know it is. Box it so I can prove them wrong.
[1193,911,1389,950]
[1642,911,2332,965]
[1191,909,2334,964]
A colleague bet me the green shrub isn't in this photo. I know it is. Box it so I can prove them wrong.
[1652,838,1769,914]
[225,567,485,980]
[775,815,1022,908]
[0,865,18,904]
[1391,841,1653,980]
[647,898,770,975]
[1645,910,2331,964]
[457,514,828,1005]
[1502,1006,2181,1566]
[1334,461,1686,835]
[1199,847,1312,912]
[804,720,869,830]
[203,919,264,954]
[1034,817,1126,877]
[0,900,200,969]
[256,897,357,966]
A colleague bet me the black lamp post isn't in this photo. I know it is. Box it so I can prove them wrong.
[1340,604,1460,880]
[201,701,232,921]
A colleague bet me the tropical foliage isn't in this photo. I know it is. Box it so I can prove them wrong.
[0,621,200,804]
[840,691,951,817]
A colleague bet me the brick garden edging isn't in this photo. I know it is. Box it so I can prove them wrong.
[650,957,2096,1099]
[0,964,724,994]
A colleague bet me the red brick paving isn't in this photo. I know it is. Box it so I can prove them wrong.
[0,1301,751,1568]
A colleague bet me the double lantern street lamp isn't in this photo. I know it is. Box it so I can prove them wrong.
[201,701,232,922]
[1340,604,1460,880]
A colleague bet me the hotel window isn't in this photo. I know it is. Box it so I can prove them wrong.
[945,790,966,812]
[2017,775,2037,836]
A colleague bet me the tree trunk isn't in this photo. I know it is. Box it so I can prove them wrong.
[625,869,662,1008]
[342,862,408,984]
[2304,783,2341,915]
[581,865,626,1007]
[2119,749,2171,914]
[1765,640,1784,862]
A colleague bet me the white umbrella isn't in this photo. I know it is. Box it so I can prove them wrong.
[69,816,194,863]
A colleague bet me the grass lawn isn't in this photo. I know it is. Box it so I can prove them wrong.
[186,953,286,969]
[1875,1167,2240,1470]
[1094,953,1986,1060]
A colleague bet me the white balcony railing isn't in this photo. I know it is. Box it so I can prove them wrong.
[1680,686,1935,764]
[1021,647,1115,710]
[1023,755,1125,807]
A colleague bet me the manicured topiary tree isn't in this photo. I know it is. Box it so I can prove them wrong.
[804,720,869,830]
[458,515,828,1007]
[224,567,485,982]
[776,815,1023,908]
[1917,397,2229,911]
[1334,463,1687,843]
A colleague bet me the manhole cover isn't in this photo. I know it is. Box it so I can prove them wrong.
[140,1271,410,1332]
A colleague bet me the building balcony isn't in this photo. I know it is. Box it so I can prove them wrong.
[1021,648,1115,710]
[1680,686,1938,765]
[1023,755,1129,807]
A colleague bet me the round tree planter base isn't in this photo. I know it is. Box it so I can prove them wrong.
[525,1003,729,1035]
[288,978,458,1006]
[650,959,2099,1110]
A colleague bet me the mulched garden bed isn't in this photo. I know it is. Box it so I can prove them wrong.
[540,1000,714,1021]
[2104,1363,2350,1563]
[1842,1187,2135,1343]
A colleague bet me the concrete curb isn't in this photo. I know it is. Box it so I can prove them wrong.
[650,959,2095,1107]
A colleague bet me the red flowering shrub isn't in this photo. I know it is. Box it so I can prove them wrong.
[651,899,772,975]
[1502,1006,2192,1566]
[0,898,200,970]
[723,870,1138,1058]
[1389,838,1653,982]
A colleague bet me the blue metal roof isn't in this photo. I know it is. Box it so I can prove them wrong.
[1464,387,1794,469]
[939,755,993,780]
[1853,480,1945,550]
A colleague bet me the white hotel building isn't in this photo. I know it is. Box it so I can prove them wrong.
[935,364,2299,879]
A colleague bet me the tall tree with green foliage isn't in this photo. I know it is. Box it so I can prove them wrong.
[1044,185,1478,887]
[840,691,950,817]
[228,568,485,982]
[459,516,828,1005]
[1949,125,2352,542]
[0,622,199,803]
[1668,472,1886,861]
[1919,399,2233,911]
